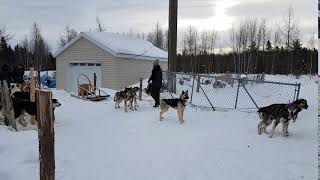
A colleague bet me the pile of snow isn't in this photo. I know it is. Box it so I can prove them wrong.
[0,75,317,180]
[240,74,247,78]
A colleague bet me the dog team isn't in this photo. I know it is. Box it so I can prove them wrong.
[114,59,309,138]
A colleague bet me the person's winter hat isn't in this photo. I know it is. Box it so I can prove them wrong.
[153,59,159,66]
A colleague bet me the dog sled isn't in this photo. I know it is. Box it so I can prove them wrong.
[71,74,110,101]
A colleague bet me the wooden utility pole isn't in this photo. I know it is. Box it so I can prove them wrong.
[36,90,55,180]
[168,0,178,93]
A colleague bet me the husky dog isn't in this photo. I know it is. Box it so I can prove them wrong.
[160,90,189,124]
[9,83,22,97]
[128,87,139,110]
[144,83,152,96]
[114,87,132,112]
[257,99,308,138]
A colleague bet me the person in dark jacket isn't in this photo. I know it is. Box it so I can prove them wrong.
[0,64,13,85]
[148,60,162,107]
[12,64,25,84]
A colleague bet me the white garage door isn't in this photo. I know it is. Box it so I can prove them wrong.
[68,63,102,93]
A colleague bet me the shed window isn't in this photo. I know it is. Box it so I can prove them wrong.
[88,63,95,66]
[80,63,87,66]
[96,64,101,66]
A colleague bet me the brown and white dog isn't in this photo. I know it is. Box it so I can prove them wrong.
[160,91,189,124]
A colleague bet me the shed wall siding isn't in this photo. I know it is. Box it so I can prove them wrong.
[56,37,168,91]
[56,37,116,90]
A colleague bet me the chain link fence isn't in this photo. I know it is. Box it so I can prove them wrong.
[161,71,301,112]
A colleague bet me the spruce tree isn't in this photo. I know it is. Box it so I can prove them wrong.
[266,40,273,52]
[0,37,9,68]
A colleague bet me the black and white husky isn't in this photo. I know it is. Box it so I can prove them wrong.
[128,87,139,110]
[257,99,308,138]
[114,87,132,112]
[160,91,189,124]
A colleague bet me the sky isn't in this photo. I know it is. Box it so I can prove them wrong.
[0,0,317,52]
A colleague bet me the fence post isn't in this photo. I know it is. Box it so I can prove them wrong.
[198,80,215,111]
[139,78,143,101]
[234,79,241,109]
[36,90,55,180]
[296,83,301,100]
[1,80,16,129]
[196,75,201,93]
[190,75,195,104]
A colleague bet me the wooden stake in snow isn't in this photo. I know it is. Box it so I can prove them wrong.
[30,67,36,125]
[1,80,16,130]
[36,90,55,180]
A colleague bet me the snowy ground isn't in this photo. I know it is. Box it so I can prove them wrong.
[0,75,318,180]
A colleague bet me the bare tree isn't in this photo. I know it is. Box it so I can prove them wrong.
[258,18,271,73]
[127,28,135,37]
[20,35,31,69]
[135,31,146,40]
[0,25,13,41]
[152,22,164,49]
[209,30,217,54]
[271,27,281,74]
[59,25,78,47]
[200,30,210,54]
[183,26,198,55]
[234,20,248,73]
[30,22,50,84]
[182,26,199,72]
[96,16,106,32]
[307,35,315,75]
[208,30,217,73]
[146,32,153,43]
[280,4,300,49]
[229,24,238,73]
[280,5,300,74]
[246,18,258,73]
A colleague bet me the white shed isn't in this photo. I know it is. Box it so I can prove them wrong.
[53,32,168,92]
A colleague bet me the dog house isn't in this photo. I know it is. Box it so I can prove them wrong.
[53,32,168,92]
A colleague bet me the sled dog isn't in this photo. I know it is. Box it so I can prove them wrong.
[257,99,308,138]
[160,90,189,124]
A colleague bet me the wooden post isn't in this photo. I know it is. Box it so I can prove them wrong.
[30,67,36,125]
[1,81,16,130]
[94,73,97,93]
[139,78,143,101]
[36,90,55,180]
[168,0,178,93]
[196,75,201,93]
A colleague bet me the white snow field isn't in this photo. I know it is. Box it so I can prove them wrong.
[0,75,317,180]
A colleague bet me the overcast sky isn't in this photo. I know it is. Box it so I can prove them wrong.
[0,0,317,52]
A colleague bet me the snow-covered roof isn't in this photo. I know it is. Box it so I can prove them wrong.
[53,32,168,61]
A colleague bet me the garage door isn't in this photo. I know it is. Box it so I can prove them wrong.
[68,63,102,93]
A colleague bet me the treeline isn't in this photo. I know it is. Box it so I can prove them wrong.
[176,47,317,74]
[174,6,318,75]
[0,24,55,71]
